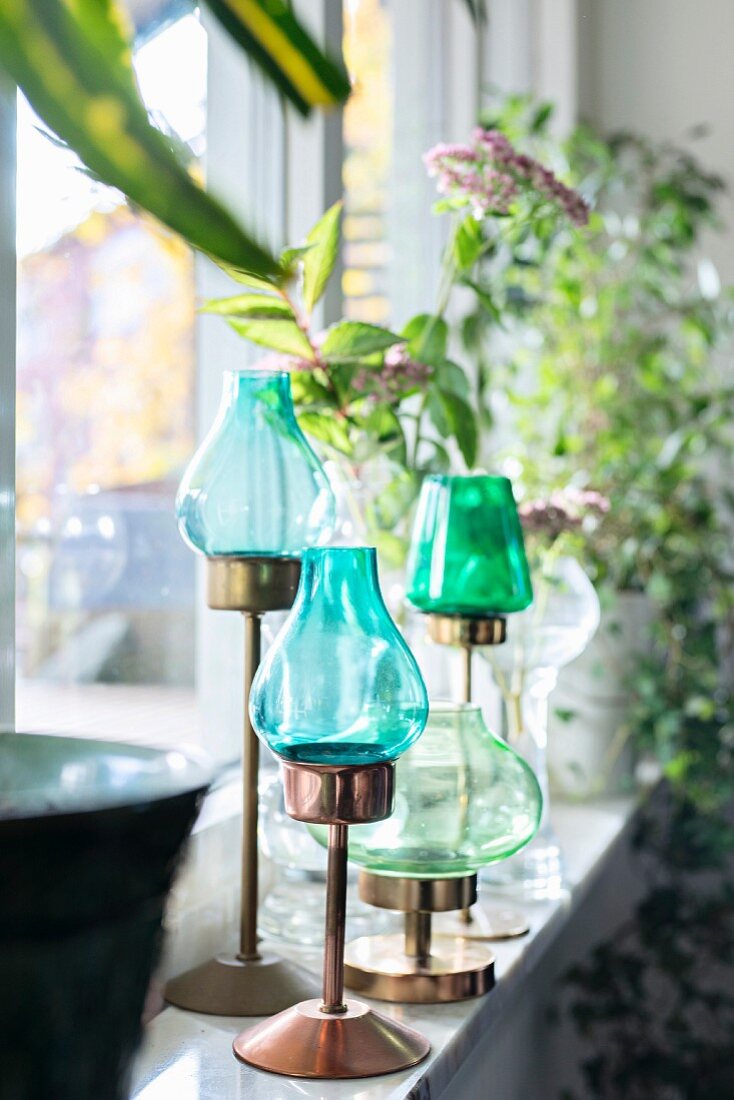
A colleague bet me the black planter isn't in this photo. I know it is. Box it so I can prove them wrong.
[0,733,210,1100]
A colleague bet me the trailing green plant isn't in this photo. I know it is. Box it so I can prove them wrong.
[456,96,734,1099]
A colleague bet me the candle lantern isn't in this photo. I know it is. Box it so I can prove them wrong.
[165,369,334,1016]
[312,702,541,1002]
[233,547,431,1079]
[406,473,535,939]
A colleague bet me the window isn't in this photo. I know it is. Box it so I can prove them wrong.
[6,0,484,756]
[14,14,206,747]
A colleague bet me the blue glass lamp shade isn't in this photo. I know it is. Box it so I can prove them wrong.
[249,547,429,765]
[176,370,335,556]
[406,474,533,616]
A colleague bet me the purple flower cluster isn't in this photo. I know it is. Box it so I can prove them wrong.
[424,128,590,226]
[519,487,610,539]
[353,344,432,403]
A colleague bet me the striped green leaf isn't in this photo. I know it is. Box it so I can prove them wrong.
[205,0,351,117]
[0,0,283,275]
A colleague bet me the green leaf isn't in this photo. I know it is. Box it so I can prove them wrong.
[280,243,312,271]
[0,0,282,277]
[217,264,280,293]
[303,200,342,314]
[401,313,448,366]
[229,318,313,359]
[361,405,406,464]
[434,389,479,468]
[453,216,484,271]
[204,0,351,117]
[297,410,353,455]
[202,293,295,319]
[290,369,336,408]
[321,321,400,361]
[436,359,470,399]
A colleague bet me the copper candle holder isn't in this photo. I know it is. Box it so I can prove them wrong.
[233,760,430,1079]
[165,556,321,1016]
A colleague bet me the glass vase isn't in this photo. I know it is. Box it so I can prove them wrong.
[481,555,600,898]
[176,369,334,556]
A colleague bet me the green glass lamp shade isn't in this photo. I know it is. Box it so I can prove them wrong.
[176,370,335,556]
[249,547,428,765]
[312,702,541,877]
[406,474,533,616]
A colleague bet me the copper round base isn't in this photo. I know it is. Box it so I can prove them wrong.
[426,613,507,647]
[233,997,430,1078]
[434,904,531,942]
[164,952,320,1017]
[344,933,495,1003]
[206,555,301,613]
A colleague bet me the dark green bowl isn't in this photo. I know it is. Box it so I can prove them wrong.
[0,732,210,1100]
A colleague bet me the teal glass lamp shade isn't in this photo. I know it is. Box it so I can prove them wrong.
[249,547,429,765]
[406,475,533,616]
[176,370,335,556]
[314,702,542,877]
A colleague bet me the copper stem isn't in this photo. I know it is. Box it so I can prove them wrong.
[238,612,261,962]
[321,823,349,1014]
[405,911,432,964]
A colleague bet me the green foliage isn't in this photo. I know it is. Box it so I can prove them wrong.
[0,0,352,279]
[464,94,734,1100]
[203,0,350,118]
[209,207,482,557]
[302,201,343,315]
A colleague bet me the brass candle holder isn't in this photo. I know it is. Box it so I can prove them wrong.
[344,871,495,1003]
[233,761,430,1078]
[165,556,321,1016]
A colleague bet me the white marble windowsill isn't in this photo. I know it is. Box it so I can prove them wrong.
[131,795,637,1100]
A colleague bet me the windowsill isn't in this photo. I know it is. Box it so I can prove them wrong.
[131,793,638,1100]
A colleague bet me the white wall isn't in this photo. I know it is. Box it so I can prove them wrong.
[578,0,734,281]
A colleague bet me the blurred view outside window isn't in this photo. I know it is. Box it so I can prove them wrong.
[342,0,392,324]
[15,14,205,742]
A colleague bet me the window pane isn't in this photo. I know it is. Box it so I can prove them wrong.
[15,15,206,747]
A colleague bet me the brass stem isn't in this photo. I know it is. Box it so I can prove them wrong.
[461,644,472,704]
[321,823,349,1014]
[405,911,432,964]
[460,645,472,923]
[238,612,261,962]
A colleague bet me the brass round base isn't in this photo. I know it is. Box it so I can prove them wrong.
[164,952,320,1017]
[434,904,531,941]
[233,997,430,1078]
[426,613,507,647]
[344,933,495,1003]
[206,555,301,613]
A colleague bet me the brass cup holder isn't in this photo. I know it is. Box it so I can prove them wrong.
[233,761,431,1079]
[344,871,495,1004]
[165,556,321,1017]
[423,610,531,943]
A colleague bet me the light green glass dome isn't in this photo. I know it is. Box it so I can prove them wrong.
[310,702,542,877]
